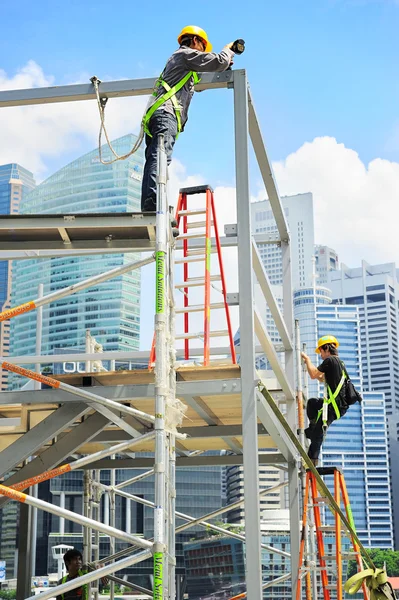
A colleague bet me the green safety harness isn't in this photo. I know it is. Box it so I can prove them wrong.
[61,569,88,600]
[316,363,347,429]
[142,71,201,138]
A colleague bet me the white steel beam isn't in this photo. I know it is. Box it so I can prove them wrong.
[0,403,89,478]
[254,307,295,400]
[0,71,234,108]
[234,68,263,600]
[256,389,298,462]
[0,483,154,548]
[252,238,292,350]
[81,453,286,469]
[0,378,241,405]
[247,87,290,242]
[93,423,267,443]
[281,238,300,600]
[0,411,110,510]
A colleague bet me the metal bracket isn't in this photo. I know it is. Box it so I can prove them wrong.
[224,223,237,237]
[226,292,239,306]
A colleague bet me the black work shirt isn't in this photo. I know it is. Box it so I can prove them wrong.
[317,356,348,412]
[56,569,89,600]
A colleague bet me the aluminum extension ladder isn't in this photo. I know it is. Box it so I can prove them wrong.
[297,466,368,600]
[150,184,236,367]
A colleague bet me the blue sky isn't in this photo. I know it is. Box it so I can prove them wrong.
[2,0,399,175]
[1,0,399,348]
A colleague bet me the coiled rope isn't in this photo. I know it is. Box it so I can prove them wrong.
[90,76,145,165]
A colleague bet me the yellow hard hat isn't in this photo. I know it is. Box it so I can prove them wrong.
[177,25,212,52]
[315,335,339,354]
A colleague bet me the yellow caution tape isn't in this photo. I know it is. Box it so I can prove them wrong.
[344,568,395,599]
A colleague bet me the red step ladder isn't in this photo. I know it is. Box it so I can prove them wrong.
[297,467,368,600]
[149,185,236,367]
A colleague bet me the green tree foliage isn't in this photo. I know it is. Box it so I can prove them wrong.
[347,549,399,579]
[0,591,17,600]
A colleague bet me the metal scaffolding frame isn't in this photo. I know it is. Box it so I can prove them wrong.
[0,69,301,600]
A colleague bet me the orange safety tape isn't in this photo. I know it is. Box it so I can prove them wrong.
[12,464,72,491]
[0,300,36,321]
[1,362,60,388]
[0,484,27,503]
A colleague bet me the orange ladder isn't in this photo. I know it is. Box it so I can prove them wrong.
[296,466,368,600]
[149,184,236,367]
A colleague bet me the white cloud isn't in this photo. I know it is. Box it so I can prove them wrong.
[273,136,399,266]
[0,61,147,176]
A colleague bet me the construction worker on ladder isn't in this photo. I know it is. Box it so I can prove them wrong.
[301,335,359,467]
[141,25,237,212]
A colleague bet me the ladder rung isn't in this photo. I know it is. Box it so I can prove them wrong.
[175,255,206,264]
[176,330,229,340]
[177,232,205,240]
[176,303,225,314]
[186,220,214,229]
[178,209,206,216]
[186,247,217,256]
[175,275,221,288]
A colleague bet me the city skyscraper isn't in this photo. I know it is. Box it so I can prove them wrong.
[328,261,399,424]
[252,193,315,289]
[294,286,393,548]
[328,261,399,548]
[315,245,339,285]
[9,135,143,386]
[0,164,36,389]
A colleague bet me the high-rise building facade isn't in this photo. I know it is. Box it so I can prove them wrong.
[225,462,285,523]
[315,245,339,285]
[0,164,36,389]
[252,193,314,289]
[328,261,399,548]
[328,261,399,423]
[294,287,393,548]
[9,135,143,386]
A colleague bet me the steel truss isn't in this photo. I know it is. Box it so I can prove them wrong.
[0,69,300,600]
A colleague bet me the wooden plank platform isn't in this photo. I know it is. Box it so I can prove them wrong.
[0,365,284,457]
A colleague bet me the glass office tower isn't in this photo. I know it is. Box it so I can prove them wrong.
[294,287,393,548]
[0,164,36,389]
[9,135,143,385]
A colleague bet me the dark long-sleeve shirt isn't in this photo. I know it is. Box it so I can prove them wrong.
[147,46,234,129]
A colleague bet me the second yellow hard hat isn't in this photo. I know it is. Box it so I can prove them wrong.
[315,335,339,354]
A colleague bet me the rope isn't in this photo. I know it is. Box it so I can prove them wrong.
[90,76,145,165]
[344,569,396,599]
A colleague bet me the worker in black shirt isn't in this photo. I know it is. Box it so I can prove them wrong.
[301,335,349,466]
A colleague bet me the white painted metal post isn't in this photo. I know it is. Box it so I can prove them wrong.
[83,471,91,564]
[233,69,263,600]
[154,133,168,599]
[110,461,116,600]
[168,211,177,600]
[282,241,300,600]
